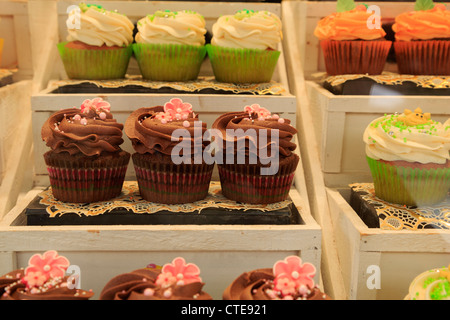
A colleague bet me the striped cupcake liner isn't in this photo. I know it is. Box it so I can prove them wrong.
[132,43,206,81]
[394,40,450,75]
[320,40,392,75]
[47,166,129,203]
[57,42,133,80]
[367,157,450,207]
[132,153,214,204]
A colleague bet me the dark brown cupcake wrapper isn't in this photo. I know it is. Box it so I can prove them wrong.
[132,153,214,204]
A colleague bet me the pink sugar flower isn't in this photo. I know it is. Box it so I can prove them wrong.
[244,104,271,119]
[164,98,192,121]
[80,97,111,113]
[273,275,297,297]
[155,257,202,288]
[24,250,70,287]
[154,112,173,123]
[273,256,316,292]
[22,271,47,288]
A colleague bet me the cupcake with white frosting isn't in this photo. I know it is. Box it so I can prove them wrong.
[133,10,207,81]
[58,3,134,79]
[206,9,283,83]
[363,108,450,206]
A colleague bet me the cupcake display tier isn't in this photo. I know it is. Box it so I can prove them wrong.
[282,1,450,300]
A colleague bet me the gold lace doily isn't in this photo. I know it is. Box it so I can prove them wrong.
[51,75,286,95]
[315,72,450,89]
[350,183,450,230]
[38,181,293,218]
[0,69,13,79]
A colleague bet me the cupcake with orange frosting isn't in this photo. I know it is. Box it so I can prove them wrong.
[392,0,450,75]
[314,0,391,75]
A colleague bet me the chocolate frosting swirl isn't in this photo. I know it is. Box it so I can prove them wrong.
[125,106,208,157]
[1,270,93,300]
[99,268,212,300]
[223,268,331,300]
[212,111,297,160]
[41,107,125,156]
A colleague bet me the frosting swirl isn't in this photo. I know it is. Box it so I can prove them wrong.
[223,268,331,300]
[407,265,450,300]
[314,5,386,40]
[392,4,450,41]
[135,10,206,46]
[100,268,211,300]
[211,10,282,50]
[124,99,208,157]
[66,3,134,47]
[41,99,125,156]
[363,109,450,164]
[211,105,297,161]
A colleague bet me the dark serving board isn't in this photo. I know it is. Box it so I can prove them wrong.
[23,195,302,226]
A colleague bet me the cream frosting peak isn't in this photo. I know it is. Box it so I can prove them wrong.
[363,110,450,164]
[135,10,206,46]
[211,10,282,50]
[66,4,134,47]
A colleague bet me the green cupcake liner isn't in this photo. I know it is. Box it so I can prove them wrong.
[367,157,450,207]
[57,42,132,80]
[132,43,206,81]
[206,44,280,84]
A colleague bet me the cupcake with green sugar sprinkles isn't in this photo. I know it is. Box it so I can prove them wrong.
[207,9,282,84]
[133,10,207,81]
[405,264,450,300]
[363,108,450,207]
[59,3,134,80]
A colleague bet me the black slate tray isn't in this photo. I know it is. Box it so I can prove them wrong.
[24,194,301,226]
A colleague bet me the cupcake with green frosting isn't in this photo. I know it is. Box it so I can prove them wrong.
[363,108,450,206]
[133,10,207,81]
[207,10,282,84]
[58,3,134,80]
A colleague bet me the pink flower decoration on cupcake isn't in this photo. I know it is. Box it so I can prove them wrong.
[244,104,271,119]
[80,97,111,113]
[272,256,316,297]
[23,250,70,288]
[164,98,193,121]
[155,257,202,288]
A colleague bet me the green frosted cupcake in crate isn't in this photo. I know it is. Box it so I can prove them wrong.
[58,3,134,80]
[207,9,282,84]
[363,108,450,207]
[133,10,207,81]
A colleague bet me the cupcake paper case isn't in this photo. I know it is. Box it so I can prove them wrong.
[59,3,134,80]
[363,108,450,207]
[207,9,282,83]
[392,0,450,75]
[1,250,94,300]
[212,104,299,204]
[314,0,391,75]
[124,98,213,204]
[41,98,130,203]
[223,256,331,300]
[133,10,207,81]
[99,257,212,300]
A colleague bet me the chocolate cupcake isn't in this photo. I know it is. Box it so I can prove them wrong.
[223,256,331,300]
[99,257,212,300]
[212,104,299,204]
[1,250,94,300]
[41,97,130,203]
[124,98,213,204]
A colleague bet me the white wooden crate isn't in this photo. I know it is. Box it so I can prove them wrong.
[282,1,450,300]
[0,186,322,300]
[326,187,450,300]
[0,0,33,80]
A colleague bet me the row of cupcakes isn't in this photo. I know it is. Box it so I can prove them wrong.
[0,251,331,300]
[59,3,283,83]
[314,0,450,76]
[41,97,299,205]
